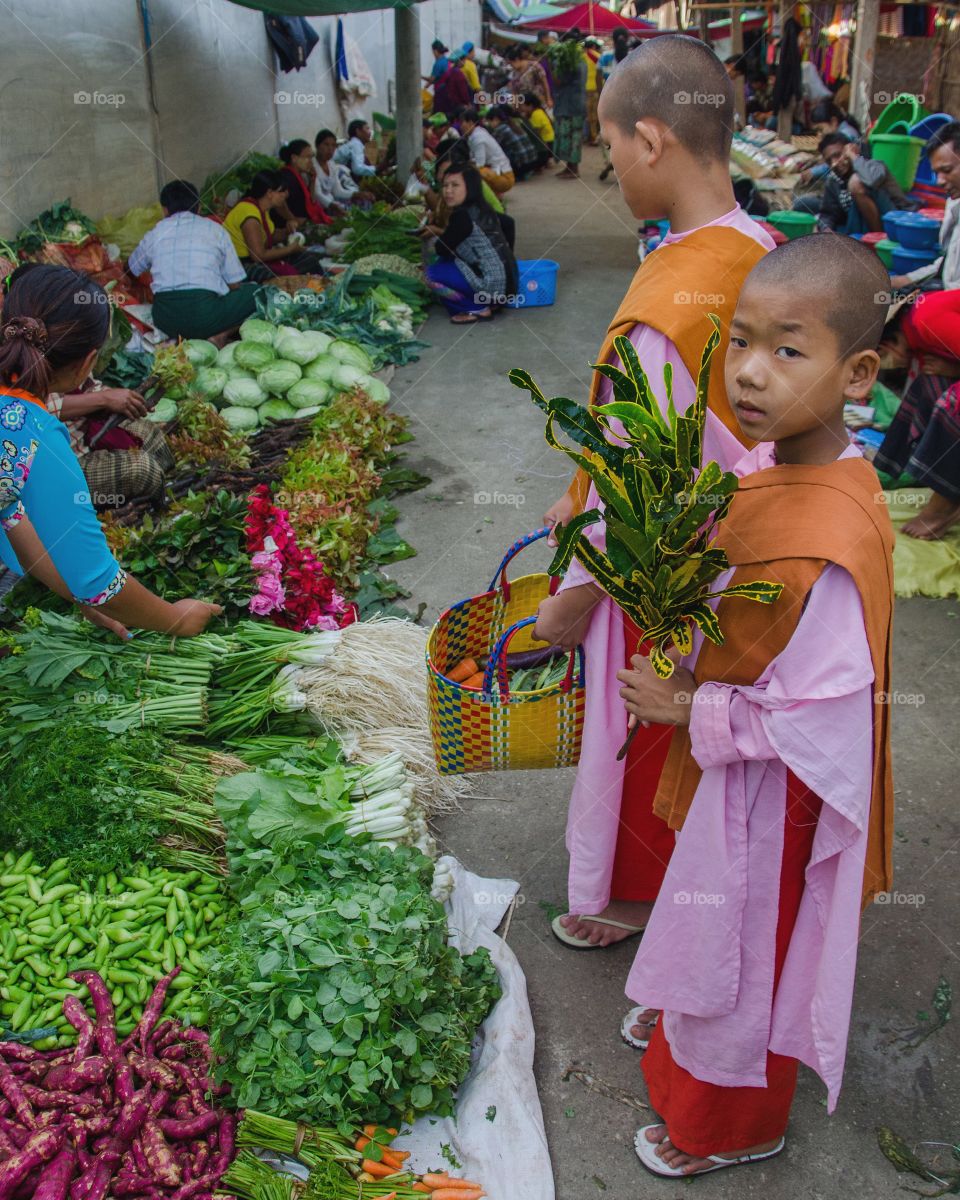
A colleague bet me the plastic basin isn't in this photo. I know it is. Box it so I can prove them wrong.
[872,94,929,137]
[882,211,907,240]
[869,134,925,191]
[764,210,816,239]
[507,258,559,308]
[875,238,899,269]
[894,212,941,250]
[891,243,942,273]
[910,113,953,185]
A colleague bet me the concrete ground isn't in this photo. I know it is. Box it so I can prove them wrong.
[388,149,960,1198]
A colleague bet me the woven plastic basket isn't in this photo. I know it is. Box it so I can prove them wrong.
[427,529,585,774]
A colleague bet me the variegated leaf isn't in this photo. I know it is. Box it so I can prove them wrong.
[547,508,603,576]
[670,621,693,655]
[650,641,676,678]
[686,602,724,645]
[709,579,784,605]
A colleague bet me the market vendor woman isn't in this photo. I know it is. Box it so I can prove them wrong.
[222,170,324,280]
[0,264,221,637]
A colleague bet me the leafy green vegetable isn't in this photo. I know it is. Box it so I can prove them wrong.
[258,360,303,396]
[183,339,219,368]
[14,199,97,254]
[201,152,283,216]
[204,838,502,1129]
[339,203,423,264]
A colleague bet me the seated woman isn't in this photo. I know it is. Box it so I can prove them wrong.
[0,264,220,637]
[313,129,359,215]
[222,171,324,281]
[875,371,960,540]
[424,165,518,325]
[278,139,334,231]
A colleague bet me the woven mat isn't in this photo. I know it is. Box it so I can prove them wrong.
[887,489,960,599]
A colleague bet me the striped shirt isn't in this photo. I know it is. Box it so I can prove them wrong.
[128,212,246,296]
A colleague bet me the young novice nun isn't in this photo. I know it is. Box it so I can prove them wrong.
[533,36,775,1013]
[619,234,895,1177]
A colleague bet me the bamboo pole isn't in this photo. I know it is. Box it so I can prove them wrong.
[776,0,794,142]
[731,8,746,126]
[849,0,880,129]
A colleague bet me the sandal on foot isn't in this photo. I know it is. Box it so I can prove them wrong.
[620,1005,659,1050]
[633,1126,785,1177]
[550,914,645,949]
[450,314,478,325]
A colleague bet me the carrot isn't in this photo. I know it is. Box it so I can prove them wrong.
[357,1134,405,1169]
[447,658,479,683]
[361,1159,401,1179]
[412,1185,431,1193]
[429,1190,484,1200]
[461,672,486,690]
[421,1177,483,1192]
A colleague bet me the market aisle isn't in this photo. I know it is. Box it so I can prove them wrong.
[389,150,960,1199]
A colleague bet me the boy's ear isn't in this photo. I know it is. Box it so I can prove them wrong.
[842,348,880,403]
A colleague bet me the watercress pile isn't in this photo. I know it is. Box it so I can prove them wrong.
[203,839,501,1130]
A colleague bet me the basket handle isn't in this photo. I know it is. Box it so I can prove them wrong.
[482,616,584,700]
[486,527,561,600]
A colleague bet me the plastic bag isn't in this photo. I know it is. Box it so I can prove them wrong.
[96,203,163,257]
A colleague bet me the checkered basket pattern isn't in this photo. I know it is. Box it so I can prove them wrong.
[427,530,586,775]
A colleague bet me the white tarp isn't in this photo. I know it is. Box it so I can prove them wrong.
[392,857,555,1200]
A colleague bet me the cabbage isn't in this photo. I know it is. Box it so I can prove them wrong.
[220,405,261,431]
[223,377,267,408]
[217,341,240,368]
[182,339,219,368]
[234,342,277,372]
[332,364,368,392]
[194,367,228,403]
[257,359,303,396]
[147,397,177,423]
[328,340,374,372]
[239,317,277,346]
[297,330,334,360]
[259,398,298,423]
[303,356,338,383]
[273,327,324,366]
[287,379,331,410]
[363,377,390,404]
[291,405,322,418]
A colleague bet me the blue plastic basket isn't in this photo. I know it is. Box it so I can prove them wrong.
[910,113,953,185]
[507,259,559,309]
[891,243,942,273]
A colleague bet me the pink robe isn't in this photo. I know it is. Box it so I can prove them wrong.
[625,443,875,1111]
[561,207,775,915]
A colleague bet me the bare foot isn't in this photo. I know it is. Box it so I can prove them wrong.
[901,492,960,540]
[645,1125,781,1175]
[559,900,652,946]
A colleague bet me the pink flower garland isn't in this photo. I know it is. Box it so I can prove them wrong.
[245,485,356,631]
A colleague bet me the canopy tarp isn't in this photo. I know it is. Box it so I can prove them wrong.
[515,1,656,33]
[227,0,424,14]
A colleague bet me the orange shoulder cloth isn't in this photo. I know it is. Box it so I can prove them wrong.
[654,455,895,907]
[565,224,768,510]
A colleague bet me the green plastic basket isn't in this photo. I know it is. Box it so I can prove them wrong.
[870,133,925,191]
[872,94,929,137]
[875,238,899,269]
[765,210,817,239]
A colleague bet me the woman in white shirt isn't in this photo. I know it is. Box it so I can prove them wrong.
[313,129,359,215]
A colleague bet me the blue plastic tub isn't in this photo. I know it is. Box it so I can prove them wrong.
[882,210,909,241]
[894,212,941,250]
[507,259,559,309]
[891,243,942,273]
[910,113,953,185]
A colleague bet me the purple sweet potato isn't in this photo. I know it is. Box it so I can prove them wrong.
[0,1128,65,1200]
[44,1058,109,1093]
[165,1063,208,1114]
[0,1044,40,1064]
[110,1177,154,1198]
[112,1089,152,1144]
[61,997,96,1063]
[128,1054,178,1092]
[131,969,181,1057]
[32,1145,76,1200]
[140,1118,180,1188]
[0,1119,29,1149]
[157,1112,218,1141]
[0,1062,35,1130]
[0,1123,18,1157]
[67,974,118,1060]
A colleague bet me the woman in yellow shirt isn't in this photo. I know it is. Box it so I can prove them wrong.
[519,99,554,172]
[459,43,480,95]
[223,170,323,280]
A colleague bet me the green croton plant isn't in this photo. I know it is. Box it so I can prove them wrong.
[510,316,783,679]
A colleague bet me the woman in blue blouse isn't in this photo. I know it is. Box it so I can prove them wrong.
[0,265,220,637]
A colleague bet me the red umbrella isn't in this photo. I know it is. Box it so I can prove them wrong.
[516,1,657,34]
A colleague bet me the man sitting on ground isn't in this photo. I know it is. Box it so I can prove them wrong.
[458,107,516,195]
[518,97,554,172]
[486,105,538,181]
[334,119,378,180]
[128,180,260,342]
[817,133,913,235]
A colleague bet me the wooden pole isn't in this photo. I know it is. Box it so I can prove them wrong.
[849,0,880,129]
[394,3,423,181]
[776,0,794,142]
[731,7,746,127]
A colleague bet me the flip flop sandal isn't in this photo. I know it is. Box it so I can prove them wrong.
[550,914,645,949]
[633,1126,786,1178]
[620,1005,659,1050]
[450,314,478,325]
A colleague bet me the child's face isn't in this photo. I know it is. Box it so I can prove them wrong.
[725,282,876,445]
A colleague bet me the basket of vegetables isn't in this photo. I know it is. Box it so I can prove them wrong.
[427,530,585,774]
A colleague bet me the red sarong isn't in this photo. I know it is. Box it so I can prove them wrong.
[609,612,677,903]
[641,770,823,1156]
